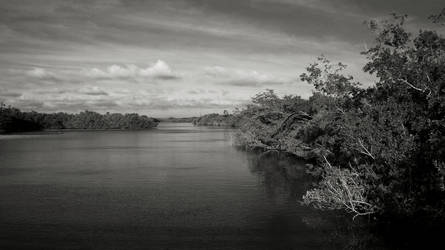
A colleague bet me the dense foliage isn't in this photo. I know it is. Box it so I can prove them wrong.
[160,117,197,123]
[234,13,445,219]
[0,104,159,133]
[193,111,240,127]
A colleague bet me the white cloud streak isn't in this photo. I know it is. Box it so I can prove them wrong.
[26,67,56,79]
[85,60,180,80]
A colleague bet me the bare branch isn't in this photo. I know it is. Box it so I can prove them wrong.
[398,78,425,92]
[322,155,333,169]
[357,138,375,160]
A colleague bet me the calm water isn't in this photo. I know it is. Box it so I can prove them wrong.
[0,123,387,249]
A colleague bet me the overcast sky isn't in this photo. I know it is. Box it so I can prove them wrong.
[0,0,443,117]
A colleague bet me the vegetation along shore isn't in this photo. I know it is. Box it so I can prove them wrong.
[197,12,445,221]
[0,104,159,133]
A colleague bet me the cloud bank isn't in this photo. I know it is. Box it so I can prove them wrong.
[0,0,441,116]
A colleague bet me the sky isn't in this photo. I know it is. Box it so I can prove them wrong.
[0,0,443,117]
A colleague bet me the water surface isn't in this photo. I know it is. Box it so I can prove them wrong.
[0,123,380,249]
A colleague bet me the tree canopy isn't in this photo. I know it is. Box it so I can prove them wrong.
[233,12,445,219]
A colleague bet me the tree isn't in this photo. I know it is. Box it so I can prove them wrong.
[234,11,445,219]
[302,13,445,218]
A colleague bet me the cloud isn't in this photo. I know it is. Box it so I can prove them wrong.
[41,99,119,112]
[85,60,180,80]
[78,86,108,96]
[2,0,440,117]
[29,86,108,96]
[26,67,56,80]
[0,92,22,98]
[8,94,120,113]
[204,66,289,86]
[127,96,241,111]
[187,89,219,95]
[7,99,46,110]
[139,60,179,79]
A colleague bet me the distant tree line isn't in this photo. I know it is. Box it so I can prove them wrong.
[160,117,197,123]
[193,110,240,127]
[0,104,159,133]
[232,13,445,220]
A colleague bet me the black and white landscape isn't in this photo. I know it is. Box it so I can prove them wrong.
[1,1,444,249]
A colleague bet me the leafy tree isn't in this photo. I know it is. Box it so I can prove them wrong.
[235,11,445,219]
[302,13,445,218]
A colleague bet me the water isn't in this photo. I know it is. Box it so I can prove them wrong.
[0,123,387,249]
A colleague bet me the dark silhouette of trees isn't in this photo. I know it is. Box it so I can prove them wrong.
[193,112,239,127]
[0,104,159,133]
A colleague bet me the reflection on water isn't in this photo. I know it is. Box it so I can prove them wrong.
[0,123,441,249]
[246,150,445,250]
[247,151,309,199]
[245,150,385,249]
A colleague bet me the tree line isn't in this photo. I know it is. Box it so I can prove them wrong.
[192,111,240,127]
[0,104,159,133]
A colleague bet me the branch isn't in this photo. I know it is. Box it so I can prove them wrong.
[357,138,375,160]
[322,155,333,169]
[272,111,312,137]
[398,78,425,92]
